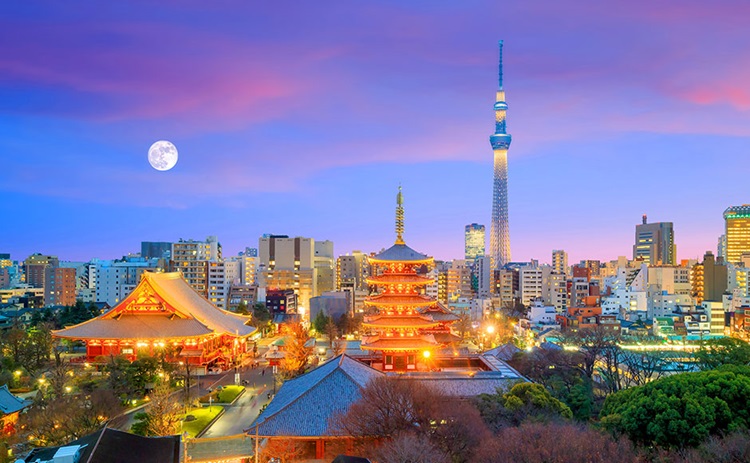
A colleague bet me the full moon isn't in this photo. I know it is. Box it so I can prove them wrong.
[148,140,178,171]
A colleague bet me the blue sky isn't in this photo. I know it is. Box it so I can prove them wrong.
[1,1,749,263]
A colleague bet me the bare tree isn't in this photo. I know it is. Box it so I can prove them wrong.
[131,382,183,436]
[475,422,638,463]
[333,377,436,439]
[372,432,450,463]
[620,349,667,387]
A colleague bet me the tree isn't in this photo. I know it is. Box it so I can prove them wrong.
[325,317,339,350]
[371,432,450,463]
[130,382,182,436]
[1,324,26,365]
[695,337,750,370]
[312,310,329,335]
[48,349,69,400]
[600,365,750,448]
[509,349,593,421]
[334,376,486,461]
[620,349,668,387]
[474,422,638,463]
[260,438,306,463]
[475,382,572,429]
[20,326,53,373]
[278,322,312,380]
[21,389,121,446]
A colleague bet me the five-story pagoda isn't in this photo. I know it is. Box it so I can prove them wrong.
[361,187,450,371]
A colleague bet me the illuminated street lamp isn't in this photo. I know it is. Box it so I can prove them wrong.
[486,325,495,334]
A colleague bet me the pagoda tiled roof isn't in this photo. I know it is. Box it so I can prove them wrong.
[54,272,256,341]
[362,315,441,328]
[364,294,434,308]
[370,244,431,263]
[248,355,382,437]
[430,332,463,344]
[361,334,439,351]
[367,274,433,285]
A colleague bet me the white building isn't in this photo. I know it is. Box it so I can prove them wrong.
[95,258,160,306]
[519,264,552,307]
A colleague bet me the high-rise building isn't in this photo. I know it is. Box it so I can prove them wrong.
[464,224,485,260]
[336,251,370,292]
[24,254,59,288]
[724,205,750,265]
[489,40,512,270]
[633,215,676,265]
[552,250,568,275]
[259,235,331,316]
[718,234,727,261]
[141,241,172,260]
[44,267,76,306]
[169,236,220,297]
[691,251,728,304]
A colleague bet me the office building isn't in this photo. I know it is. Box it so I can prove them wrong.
[633,215,676,265]
[724,205,750,264]
[464,224,485,260]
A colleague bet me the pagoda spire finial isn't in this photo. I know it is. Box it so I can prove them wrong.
[498,40,504,90]
[395,185,405,245]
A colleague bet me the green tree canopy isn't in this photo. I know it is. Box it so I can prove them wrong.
[695,337,750,370]
[600,365,750,448]
[311,310,329,335]
[475,382,572,429]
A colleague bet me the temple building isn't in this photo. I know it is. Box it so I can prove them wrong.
[361,188,459,371]
[53,272,257,374]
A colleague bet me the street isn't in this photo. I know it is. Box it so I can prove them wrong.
[199,362,276,437]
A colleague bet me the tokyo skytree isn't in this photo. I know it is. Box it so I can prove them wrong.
[489,40,512,269]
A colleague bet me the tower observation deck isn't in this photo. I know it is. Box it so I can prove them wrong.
[489,40,512,269]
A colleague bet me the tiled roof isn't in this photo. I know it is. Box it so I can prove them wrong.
[361,335,439,351]
[53,315,213,340]
[362,316,440,328]
[248,355,382,437]
[54,272,256,340]
[186,435,254,462]
[364,294,434,307]
[370,244,430,263]
[405,375,522,398]
[484,343,521,361]
[367,275,433,285]
[0,384,29,415]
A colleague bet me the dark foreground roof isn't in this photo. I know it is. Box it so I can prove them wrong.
[332,456,372,463]
[24,427,181,463]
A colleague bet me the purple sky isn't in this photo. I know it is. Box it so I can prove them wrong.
[1,1,749,264]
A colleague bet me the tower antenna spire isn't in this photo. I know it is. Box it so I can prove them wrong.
[498,40,504,90]
[395,184,405,245]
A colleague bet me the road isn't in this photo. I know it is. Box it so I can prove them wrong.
[199,360,276,437]
[109,357,276,434]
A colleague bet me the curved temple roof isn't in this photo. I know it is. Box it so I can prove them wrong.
[54,272,256,340]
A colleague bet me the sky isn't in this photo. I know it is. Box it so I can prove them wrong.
[1,0,749,264]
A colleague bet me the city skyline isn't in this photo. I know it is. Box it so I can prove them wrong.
[2,1,750,263]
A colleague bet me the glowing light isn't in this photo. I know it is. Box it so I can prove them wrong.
[486,325,495,334]
[65,386,72,393]
[13,370,21,376]
[422,350,431,359]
